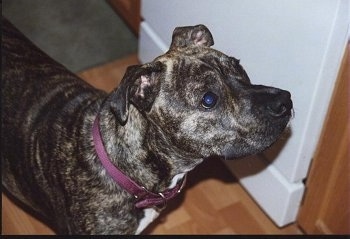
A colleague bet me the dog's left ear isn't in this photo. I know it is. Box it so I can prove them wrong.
[169,24,214,50]
[107,61,164,125]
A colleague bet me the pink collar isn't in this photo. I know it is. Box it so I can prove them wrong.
[92,117,186,209]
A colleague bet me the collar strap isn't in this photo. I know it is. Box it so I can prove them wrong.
[92,117,186,209]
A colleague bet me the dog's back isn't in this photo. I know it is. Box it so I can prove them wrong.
[2,18,155,234]
[2,18,105,232]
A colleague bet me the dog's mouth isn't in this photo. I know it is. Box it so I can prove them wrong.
[221,141,270,160]
[221,142,259,160]
[220,120,292,160]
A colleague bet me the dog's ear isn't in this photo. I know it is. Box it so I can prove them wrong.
[108,61,164,125]
[169,24,214,49]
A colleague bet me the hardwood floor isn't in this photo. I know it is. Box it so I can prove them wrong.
[143,158,302,235]
[1,55,302,235]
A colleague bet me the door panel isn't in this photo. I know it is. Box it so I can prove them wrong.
[297,45,349,234]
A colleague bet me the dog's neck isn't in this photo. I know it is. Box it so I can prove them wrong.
[96,105,202,193]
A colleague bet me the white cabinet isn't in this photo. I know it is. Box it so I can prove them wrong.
[139,0,349,226]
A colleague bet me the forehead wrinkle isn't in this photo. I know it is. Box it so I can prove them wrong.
[196,50,245,78]
[164,59,174,81]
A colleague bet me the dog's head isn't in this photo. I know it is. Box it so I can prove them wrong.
[108,24,292,162]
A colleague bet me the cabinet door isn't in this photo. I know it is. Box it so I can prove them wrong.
[108,0,140,35]
[297,45,349,234]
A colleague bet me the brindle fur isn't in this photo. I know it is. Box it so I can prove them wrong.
[2,18,292,234]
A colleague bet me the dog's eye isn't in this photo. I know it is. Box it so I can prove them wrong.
[201,91,218,109]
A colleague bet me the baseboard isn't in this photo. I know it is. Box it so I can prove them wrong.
[223,155,305,227]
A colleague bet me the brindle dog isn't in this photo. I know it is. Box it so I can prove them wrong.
[2,18,292,234]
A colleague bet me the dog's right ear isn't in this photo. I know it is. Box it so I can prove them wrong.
[106,61,164,125]
[169,24,214,50]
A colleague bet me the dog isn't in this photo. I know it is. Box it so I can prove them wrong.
[2,18,293,234]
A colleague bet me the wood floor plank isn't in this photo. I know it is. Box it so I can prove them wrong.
[77,53,139,92]
[220,202,266,234]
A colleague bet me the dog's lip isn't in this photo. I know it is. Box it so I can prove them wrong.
[219,121,291,160]
[221,143,246,160]
[221,144,267,160]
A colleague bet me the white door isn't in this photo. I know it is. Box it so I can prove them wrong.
[139,0,349,226]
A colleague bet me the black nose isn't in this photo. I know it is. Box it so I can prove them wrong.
[266,90,293,117]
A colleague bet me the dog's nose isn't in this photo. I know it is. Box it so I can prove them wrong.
[266,90,293,117]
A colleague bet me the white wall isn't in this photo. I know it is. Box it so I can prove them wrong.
[139,0,349,226]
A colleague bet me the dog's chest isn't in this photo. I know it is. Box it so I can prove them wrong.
[135,173,185,234]
[136,208,160,234]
